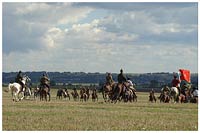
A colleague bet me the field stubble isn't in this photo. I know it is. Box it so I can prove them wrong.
[2,88,198,131]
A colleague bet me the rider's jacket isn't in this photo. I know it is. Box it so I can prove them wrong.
[106,75,114,85]
[117,73,127,84]
[15,73,23,83]
[171,78,180,87]
[40,76,49,85]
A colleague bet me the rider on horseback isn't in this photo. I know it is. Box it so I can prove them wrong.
[171,75,181,95]
[118,69,127,84]
[15,70,25,92]
[117,69,127,91]
[40,73,50,92]
[127,77,136,93]
[160,85,170,100]
[106,73,114,86]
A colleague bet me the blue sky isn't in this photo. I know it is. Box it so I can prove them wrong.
[2,2,198,73]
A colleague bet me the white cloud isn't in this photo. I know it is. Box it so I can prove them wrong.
[3,3,198,73]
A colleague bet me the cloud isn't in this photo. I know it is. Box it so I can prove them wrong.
[2,2,198,73]
[3,3,93,54]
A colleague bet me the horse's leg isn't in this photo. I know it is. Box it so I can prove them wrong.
[20,91,25,101]
[48,93,51,101]
[11,92,15,101]
[44,93,47,101]
[14,92,19,102]
[40,92,42,101]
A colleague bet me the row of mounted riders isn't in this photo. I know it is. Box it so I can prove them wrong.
[7,71,198,103]
[149,85,198,103]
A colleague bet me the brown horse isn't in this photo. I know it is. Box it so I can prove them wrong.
[86,88,90,100]
[63,89,70,100]
[179,94,186,103]
[178,89,191,103]
[149,91,156,103]
[159,91,170,103]
[102,83,114,102]
[56,89,64,99]
[33,87,40,99]
[56,89,70,100]
[80,88,87,102]
[112,83,124,103]
[40,85,50,101]
[71,89,79,101]
[91,88,98,102]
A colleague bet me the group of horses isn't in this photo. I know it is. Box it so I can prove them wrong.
[149,86,198,104]
[55,87,98,102]
[102,82,137,103]
[34,87,98,102]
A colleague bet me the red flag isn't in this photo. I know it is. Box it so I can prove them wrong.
[179,69,191,83]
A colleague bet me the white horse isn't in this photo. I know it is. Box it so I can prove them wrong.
[170,87,179,103]
[6,75,31,102]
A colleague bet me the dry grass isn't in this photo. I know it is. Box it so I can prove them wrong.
[2,88,198,131]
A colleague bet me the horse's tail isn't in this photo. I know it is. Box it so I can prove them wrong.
[6,83,13,92]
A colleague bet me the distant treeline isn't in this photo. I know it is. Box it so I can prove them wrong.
[2,71,198,90]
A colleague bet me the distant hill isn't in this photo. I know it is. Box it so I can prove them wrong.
[2,72,198,89]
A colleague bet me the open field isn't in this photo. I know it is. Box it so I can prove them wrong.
[2,87,198,131]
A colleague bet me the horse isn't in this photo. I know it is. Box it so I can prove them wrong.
[159,91,170,103]
[63,89,70,100]
[125,82,137,102]
[111,83,124,103]
[6,75,31,102]
[91,88,98,102]
[170,87,179,103]
[80,88,87,102]
[86,88,90,100]
[190,88,198,103]
[123,88,134,102]
[56,89,64,99]
[24,87,32,99]
[33,87,40,99]
[40,85,50,101]
[71,90,79,101]
[149,91,156,103]
[102,83,115,102]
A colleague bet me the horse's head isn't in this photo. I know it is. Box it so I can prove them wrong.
[22,75,31,84]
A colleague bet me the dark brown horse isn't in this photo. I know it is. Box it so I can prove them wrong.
[149,91,156,103]
[91,88,98,102]
[71,89,79,101]
[86,87,90,100]
[40,85,50,101]
[56,89,64,99]
[159,91,170,103]
[63,89,70,100]
[33,87,40,99]
[56,89,70,100]
[80,88,87,102]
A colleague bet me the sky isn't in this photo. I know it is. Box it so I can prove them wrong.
[2,2,198,73]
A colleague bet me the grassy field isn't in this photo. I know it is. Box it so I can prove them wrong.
[2,87,198,131]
